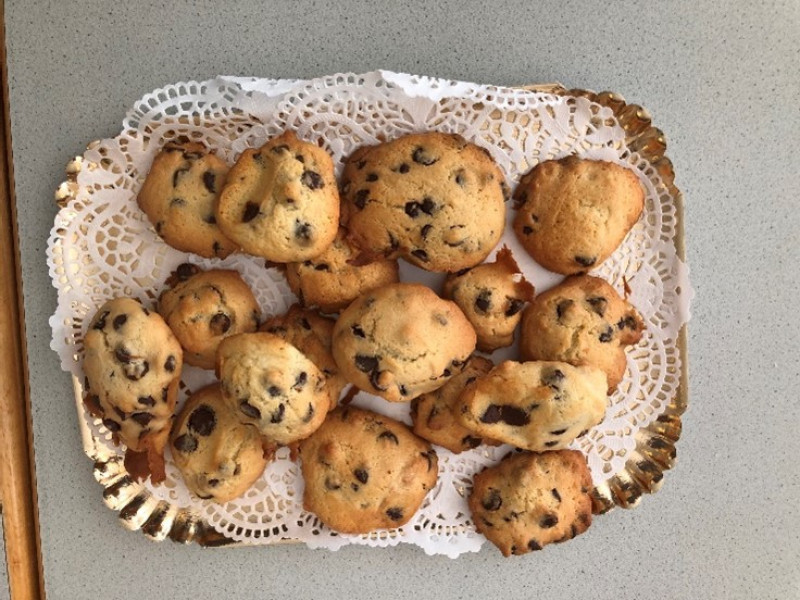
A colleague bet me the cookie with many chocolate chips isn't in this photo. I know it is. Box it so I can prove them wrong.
[520,275,645,393]
[216,130,339,263]
[136,140,237,258]
[455,361,607,451]
[332,283,477,402]
[340,132,508,272]
[513,156,644,275]
[170,384,273,503]
[469,450,593,556]
[299,406,438,534]
[158,264,261,369]
[82,297,183,483]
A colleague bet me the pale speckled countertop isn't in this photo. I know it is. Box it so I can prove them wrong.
[5,1,799,598]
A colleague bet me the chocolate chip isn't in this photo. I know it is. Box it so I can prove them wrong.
[173,433,198,453]
[475,290,492,313]
[161,387,170,403]
[234,465,241,476]
[500,182,511,202]
[131,412,154,427]
[599,326,614,343]
[618,315,638,330]
[541,368,565,390]
[578,429,589,438]
[267,385,282,397]
[369,370,388,391]
[522,226,533,235]
[351,324,366,338]
[176,263,198,280]
[366,173,378,182]
[556,299,574,320]
[203,171,216,193]
[575,255,597,267]
[421,449,436,472]
[377,431,399,444]
[102,418,120,432]
[115,347,149,381]
[252,152,263,163]
[301,170,324,189]
[170,197,186,207]
[354,189,369,209]
[294,220,312,243]
[242,202,260,222]
[164,355,176,372]
[240,400,261,420]
[528,539,542,551]
[420,224,432,239]
[420,197,436,215]
[441,368,452,378]
[480,404,530,426]
[354,468,369,484]
[386,507,404,521]
[544,441,559,447]
[404,201,420,218]
[271,144,289,154]
[578,512,591,525]
[324,477,340,491]
[93,311,109,330]
[399,385,409,396]
[550,428,567,435]
[142,307,150,316]
[293,372,308,391]
[300,318,311,330]
[454,170,466,186]
[412,147,437,166]
[587,296,608,316]
[188,405,216,436]
[314,263,330,271]
[138,395,155,407]
[204,214,216,224]
[207,478,220,488]
[295,154,305,163]
[552,488,562,502]
[350,483,360,492]
[411,249,429,262]
[505,298,525,317]
[482,489,502,511]
[155,221,164,233]
[112,314,127,331]
[462,435,482,449]
[356,159,367,170]
[113,406,126,420]
[209,313,231,336]
[540,513,559,528]
[355,355,379,373]
[397,163,410,173]
[270,404,285,424]
[172,167,190,188]
[303,404,315,423]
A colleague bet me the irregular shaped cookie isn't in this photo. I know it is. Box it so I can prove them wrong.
[513,156,644,274]
[340,132,508,272]
[284,228,400,313]
[298,406,438,533]
[469,450,593,556]
[520,275,645,393]
[216,332,328,444]
[332,283,477,402]
[216,130,339,262]
[456,361,607,451]
[82,297,183,483]
[170,384,271,503]
[136,140,237,258]
[443,246,535,352]
[260,304,347,410]
[411,356,500,453]
[158,263,261,369]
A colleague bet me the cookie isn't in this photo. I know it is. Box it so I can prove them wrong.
[455,361,607,451]
[442,246,535,352]
[284,228,400,313]
[82,297,183,483]
[513,156,644,274]
[469,450,593,556]
[158,263,261,369]
[259,304,347,410]
[340,132,508,272]
[332,283,477,402]
[136,140,237,258]
[298,406,438,534]
[216,332,329,445]
[410,356,500,454]
[520,275,645,393]
[216,130,339,262]
[170,384,272,503]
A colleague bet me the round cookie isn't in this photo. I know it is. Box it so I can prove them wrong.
[520,275,645,393]
[469,450,593,556]
[216,332,329,445]
[443,246,535,352]
[332,283,477,402]
[170,384,270,503]
[298,406,438,534]
[216,130,339,263]
[158,263,261,369]
[455,361,607,452]
[260,304,348,410]
[136,140,237,259]
[410,355,500,454]
[284,228,400,313]
[513,156,644,274]
[82,297,183,483]
[340,132,508,272]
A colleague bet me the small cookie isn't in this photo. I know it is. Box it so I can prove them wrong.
[332,283,477,402]
[443,246,535,352]
[158,263,261,369]
[284,228,400,313]
[456,361,607,451]
[216,130,339,262]
[216,332,328,445]
[298,406,438,534]
[410,356,500,454]
[82,297,183,483]
[170,384,271,503]
[513,156,644,274]
[340,132,508,272]
[469,450,593,556]
[260,304,347,410]
[136,141,237,258]
[520,275,645,393]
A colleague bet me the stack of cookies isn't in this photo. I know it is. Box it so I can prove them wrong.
[82,128,646,555]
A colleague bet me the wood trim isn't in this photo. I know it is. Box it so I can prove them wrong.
[0,2,46,598]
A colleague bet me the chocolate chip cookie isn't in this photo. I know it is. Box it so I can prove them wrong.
[513,156,644,274]
[469,450,593,556]
[82,297,183,483]
[298,406,438,534]
[442,246,535,352]
[216,130,339,263]
[520,275,645,393]
[136,140,237,258]
[332,283,477,402]
[455,361,607,451]
[340,132,508,272]
[158,263,261,369]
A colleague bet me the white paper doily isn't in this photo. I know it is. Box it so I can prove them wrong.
[48,71,692,557]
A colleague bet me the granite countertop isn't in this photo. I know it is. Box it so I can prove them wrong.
[5,1,798,598]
